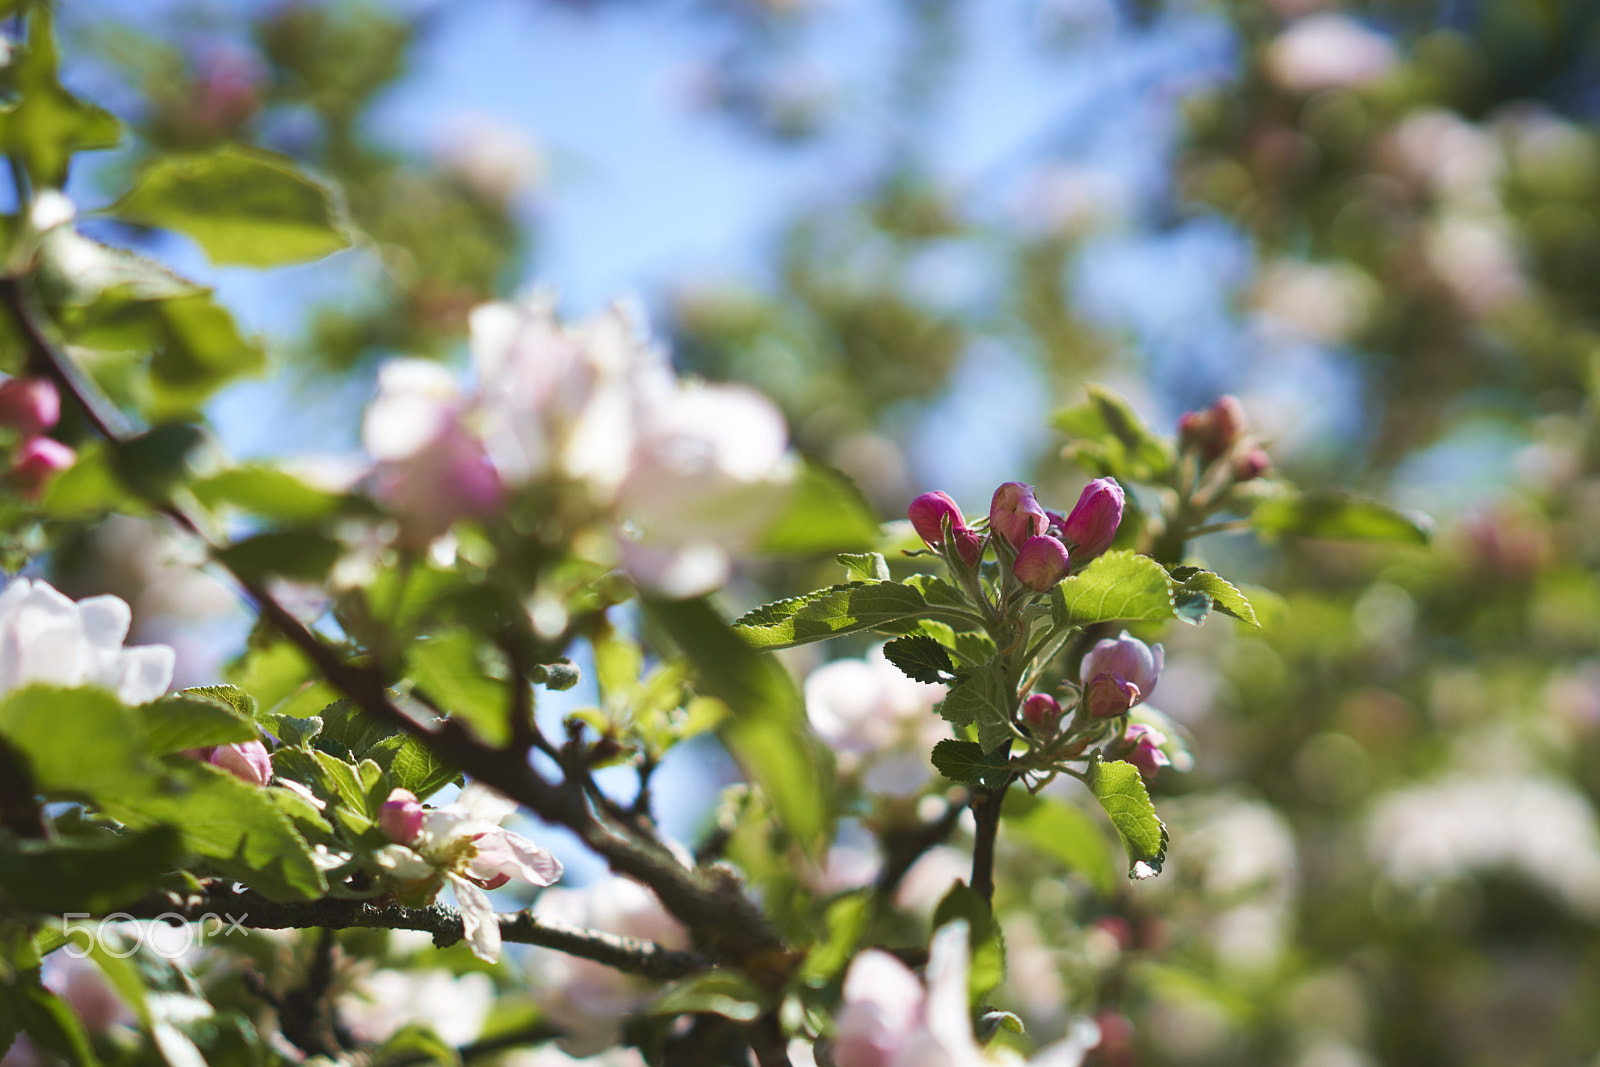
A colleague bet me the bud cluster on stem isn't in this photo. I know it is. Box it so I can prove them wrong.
[0,377,73,497]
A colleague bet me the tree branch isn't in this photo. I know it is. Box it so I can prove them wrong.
[119,887,709,982]
[968,778,1014,905]
[0,277,789,972]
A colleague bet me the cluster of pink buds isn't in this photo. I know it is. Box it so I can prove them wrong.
[907,476,1126,593]
[0,377,74,498]
[1177,394,1271,483]
[185,741,273,786]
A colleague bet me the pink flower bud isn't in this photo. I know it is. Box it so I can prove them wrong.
[210,741,272,786]
[0,378,60,438]
[380,788,425,845]
[1013,534,1070,592]
[1084,672,1141,718]
[1022,693,1062,731]
[1058,477,1124,559]
[1177,395,1247,462]
[989,481,1047,550]
[1234,446,1271,482]
[11,436,75,497]
[1121,723,1171,780]
[1080,630,1162,704]
[907,490,982,565]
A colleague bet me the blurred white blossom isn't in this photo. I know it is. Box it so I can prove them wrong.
[804,645,948,793]
[1264,15,1397,94]
[341,968,495,1047]
[437,113,547,204]
[0,578,173,704]
[526,876,689,1055]
[1366,774,1600,918]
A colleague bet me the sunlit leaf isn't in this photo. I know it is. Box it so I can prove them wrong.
[1055,550,1176,626]
[109,145,353,267]
[1088,755,1168,879]
[733,581,934,650]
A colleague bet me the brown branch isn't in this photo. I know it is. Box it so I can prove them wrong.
[874,795,968,903]
[968,778,1014,905]
[119,887,709,982]
[0,276,789,972]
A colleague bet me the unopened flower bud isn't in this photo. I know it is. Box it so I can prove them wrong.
[990,481,1048,550]
[380,788,425,845]
[1233,446,1271,482]
[11,436,75,497]
[0,378,60,437]
[210,741,272,786]
[1059,477,1124,560]
[1079,630,1162,705]
[908,490,982,565]
[1177,395,1247,462]
[1121,723,1171,780]
[1013,534,1070,592]
[1022,693,1063,732]
[1084,672,1141,718]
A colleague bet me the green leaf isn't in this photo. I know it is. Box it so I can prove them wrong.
[109,145,353,268]
[104,759,326,901]
[191,464,345,523]
[645,596,833,856]
[0,8,120,188]
[799,891,871,984]
[140,694,260,756]
[652,970,770,1022]
[374,1024,462,1067]
[143,293,268,417]
[733,581,935,650]
[0,971,101,1067]
[311,700,459,799]
[932,882,1005,1003]
[757,460,880,555]
[1056,550,1175,625]
[0,826,183,914]
[837,551,890,583]
[1088,755,1168,879]
[36,229,199,308]
[1250,493,1432,545]
[216,528,343,584]
[111,422,206,502]
[937,661,1014,753]
[1053,386,1176,483]
[406,630,511,746]
[882,634,956,684]
[182,684,258,720]
[1002,794,1119,898]
[1169,567,1258,627]
[0,685,152,801]
[929,739,1011,789]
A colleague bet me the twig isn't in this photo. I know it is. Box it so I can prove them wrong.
[873,796,968,903]
[968,777,1015,905]
[0,275,788,971]
[118,887,709,982]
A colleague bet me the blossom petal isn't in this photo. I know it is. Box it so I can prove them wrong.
[451,874,502,963]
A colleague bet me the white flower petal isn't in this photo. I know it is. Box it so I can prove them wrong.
[451,874,502,963]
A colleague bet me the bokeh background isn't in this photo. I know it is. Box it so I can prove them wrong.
[42,0,1600,1063]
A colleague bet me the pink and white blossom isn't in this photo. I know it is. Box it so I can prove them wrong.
[374,783,563,962]
[834,921,1099,1067]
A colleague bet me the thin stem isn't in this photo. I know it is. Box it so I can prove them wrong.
[120,888,709,981]
[1186,517,1252,538]
[968,777,1014,904]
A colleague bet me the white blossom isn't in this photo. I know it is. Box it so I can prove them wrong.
[834,922,1099,1067]
[805,645,947,793]
[0,578,173,704]
[374,783,563,962]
